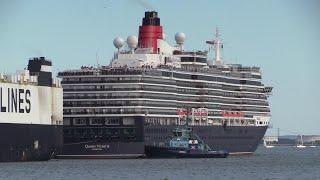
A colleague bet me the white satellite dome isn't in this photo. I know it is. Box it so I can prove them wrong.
[113,37,124,49]
[127,35,138,49]
[175,32,186,45]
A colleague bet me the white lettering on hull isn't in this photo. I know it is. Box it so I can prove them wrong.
[85,144,110,151]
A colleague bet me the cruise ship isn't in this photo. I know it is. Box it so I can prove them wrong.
[0,57,63,162]
[58,11,272,158]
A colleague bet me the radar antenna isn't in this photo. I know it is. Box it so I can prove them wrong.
[206,27,224,65]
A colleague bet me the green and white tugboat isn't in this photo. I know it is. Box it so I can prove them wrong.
[145,126,229,158]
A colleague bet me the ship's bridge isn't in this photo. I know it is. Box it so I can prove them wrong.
[173,50,208,67]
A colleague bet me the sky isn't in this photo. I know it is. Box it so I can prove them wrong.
[0,0,319,135]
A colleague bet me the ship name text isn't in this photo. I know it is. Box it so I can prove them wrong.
[0,87,31,113]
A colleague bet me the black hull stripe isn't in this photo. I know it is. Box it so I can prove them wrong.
[0,123,63,162]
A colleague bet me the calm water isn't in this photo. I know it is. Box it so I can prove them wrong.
[0,146,319,180]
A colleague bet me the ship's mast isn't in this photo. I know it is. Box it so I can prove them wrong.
[206,27,224,66]
[214,27,223,65]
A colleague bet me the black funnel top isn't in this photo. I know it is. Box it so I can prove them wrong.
[142,11,160,26]
[27,57,52,73]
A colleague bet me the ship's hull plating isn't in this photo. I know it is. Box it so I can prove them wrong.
[0,123,63,162]
[59,141,145,159]
[59,116,145,159]
[59,123,267,158]
[144,125,268,155]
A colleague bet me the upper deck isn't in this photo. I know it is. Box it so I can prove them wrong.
[58,64,261,81]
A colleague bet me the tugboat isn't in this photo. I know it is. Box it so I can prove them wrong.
[145,126,229,158]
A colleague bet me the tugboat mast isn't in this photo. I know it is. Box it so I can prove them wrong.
[186,107,190,127]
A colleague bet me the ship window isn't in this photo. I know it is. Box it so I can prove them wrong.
[123,129,129,135]
[123,117,135,125]
[74,118,87,125]
[180,56,207,63]
[111,129,120,134]
[191,75,198,80]
[105,129,112,136]
[123,128,135,135]
[64,119,71,125]
[90,118,104,125]
[111,129,120,140]
[196,57,207,63]
[106,118,120,125]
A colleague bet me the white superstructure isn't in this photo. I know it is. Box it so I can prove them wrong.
[98,26,272,128]
[0,60,63,125]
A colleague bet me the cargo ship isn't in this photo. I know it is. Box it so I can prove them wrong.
[57,11,272,158]
[0,57,63,162]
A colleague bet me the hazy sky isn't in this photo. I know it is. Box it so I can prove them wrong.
[0,0,319,135]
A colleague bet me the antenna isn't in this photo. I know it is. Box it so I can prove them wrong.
[96,49,100,68]
[206,27,224,66]
[214,27,223,65]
